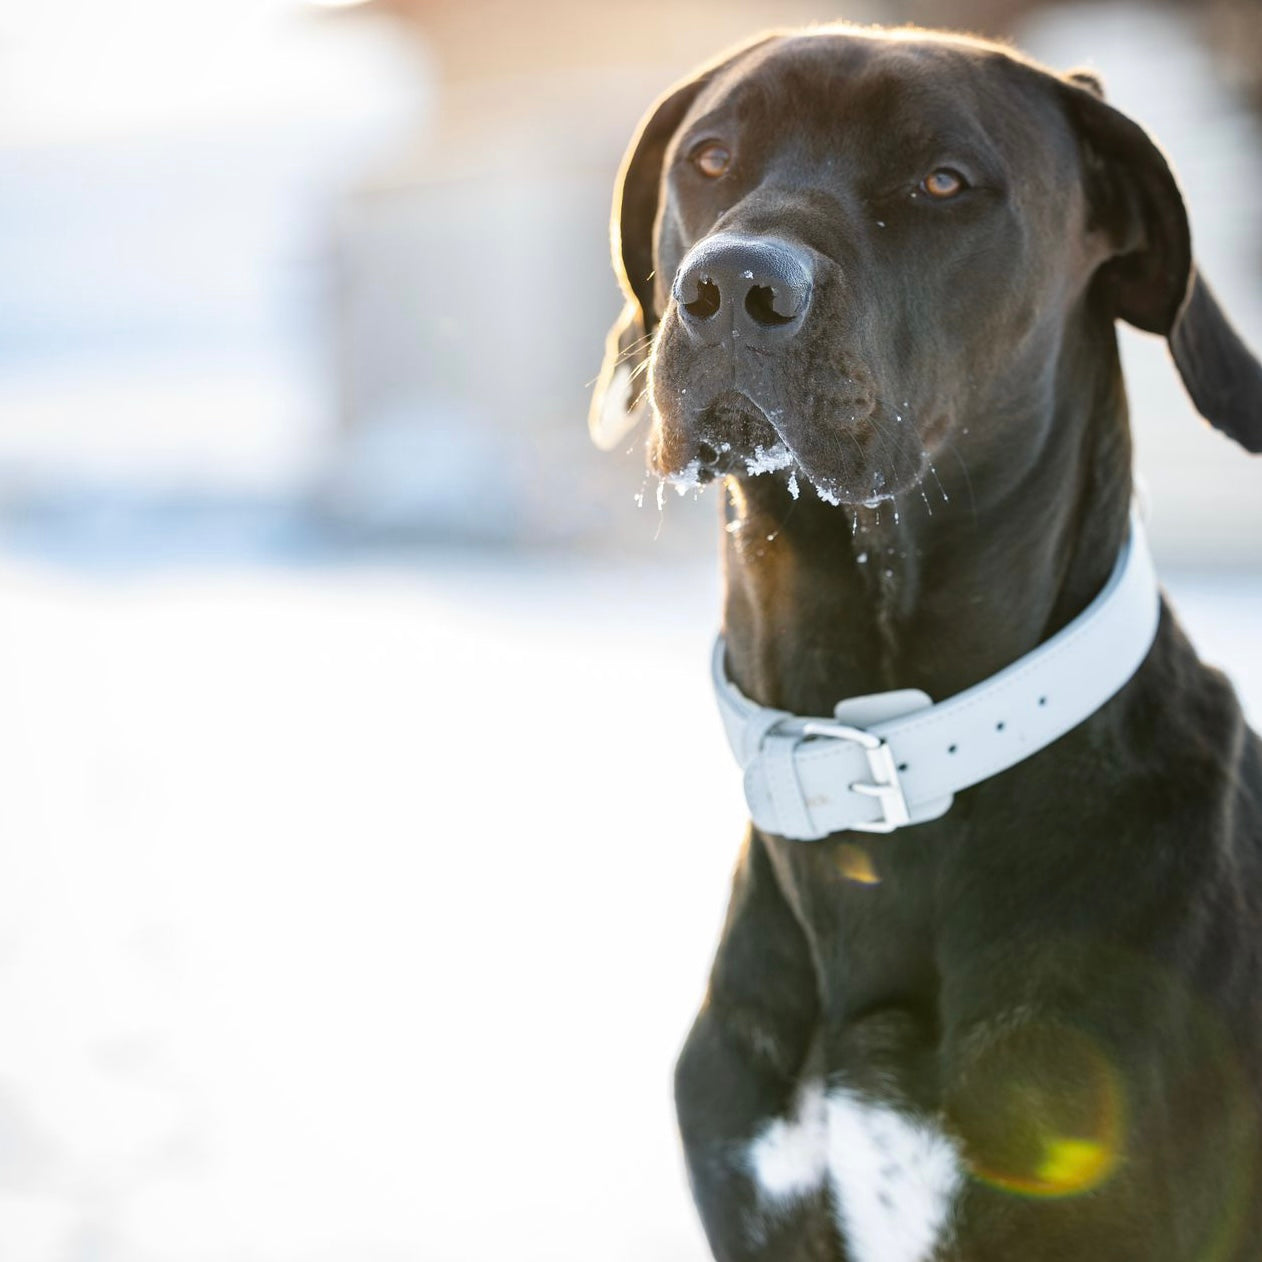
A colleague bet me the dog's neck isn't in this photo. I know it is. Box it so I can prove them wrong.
[720,321,1134,716]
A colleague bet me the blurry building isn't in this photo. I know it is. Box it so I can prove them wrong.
[320,0,1262,562]
[0,0,1256,563]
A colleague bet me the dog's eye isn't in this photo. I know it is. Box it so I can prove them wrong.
[920,168,967,199]
[691,142,731,179]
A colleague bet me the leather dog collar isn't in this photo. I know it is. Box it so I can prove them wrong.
[713,509,1161,839]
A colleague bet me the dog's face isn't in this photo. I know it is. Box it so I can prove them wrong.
[591,27,1262,504]
[648,34,1098,506]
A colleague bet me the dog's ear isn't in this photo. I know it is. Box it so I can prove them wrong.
[1168,272,1262,453]
[589,36,775,451]
[1062,80,1191,336]
[588,71,717,451]
[1062,79,1262,452]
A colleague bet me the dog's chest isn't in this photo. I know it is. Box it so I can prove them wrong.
[746,1080,963,1262]
[767,833,943,1005]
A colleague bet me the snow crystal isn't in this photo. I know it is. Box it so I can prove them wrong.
[671,459,704,495]
[743,443,795,477]
[787,472,800,500]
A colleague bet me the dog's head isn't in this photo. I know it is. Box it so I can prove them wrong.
[590,27,1262,507]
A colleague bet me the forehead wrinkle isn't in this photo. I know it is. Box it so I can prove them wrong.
[844,50,1074,182]
[685,33,876,139]
[859,40,1080,172]
[741,39,1018,169]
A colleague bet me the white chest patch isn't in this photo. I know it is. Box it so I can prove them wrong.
[826,1089,963,1262]
[746,1079,829,1202]
[745,1084,963,1262]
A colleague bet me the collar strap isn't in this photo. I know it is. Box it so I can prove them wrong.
[713,510,1160,839]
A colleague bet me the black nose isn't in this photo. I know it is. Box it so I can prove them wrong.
[672,235,813,345]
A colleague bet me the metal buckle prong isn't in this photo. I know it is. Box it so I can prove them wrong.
[801,720,910,834]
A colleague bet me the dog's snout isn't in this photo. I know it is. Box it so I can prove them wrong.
[673,236,813,345]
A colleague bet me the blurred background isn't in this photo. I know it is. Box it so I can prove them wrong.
[0,1,1258,1259]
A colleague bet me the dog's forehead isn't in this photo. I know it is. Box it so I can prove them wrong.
[679,30,1068,162]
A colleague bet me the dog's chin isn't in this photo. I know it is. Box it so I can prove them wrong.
[650,394,929,508]
[793,441,930,509]
[650,392,799,494]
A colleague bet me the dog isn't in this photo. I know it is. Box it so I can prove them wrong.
[590,23,1262,1262]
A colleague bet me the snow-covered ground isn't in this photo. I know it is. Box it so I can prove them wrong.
[0,545,1257,1262]
[0,549,733,1262]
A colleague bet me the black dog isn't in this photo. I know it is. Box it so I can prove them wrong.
[591,24,1262,1262]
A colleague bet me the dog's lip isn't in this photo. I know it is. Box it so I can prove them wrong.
[651,389,811,500]
[695,390,789,463]
[661,438,801,498]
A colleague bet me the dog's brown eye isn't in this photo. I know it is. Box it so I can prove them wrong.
[692,142,731,179]
[922,168,966,199]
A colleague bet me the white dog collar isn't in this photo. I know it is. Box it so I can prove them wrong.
[713,510,1160,839]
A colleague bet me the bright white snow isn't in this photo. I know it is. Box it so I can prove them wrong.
[0,551,1255,1262]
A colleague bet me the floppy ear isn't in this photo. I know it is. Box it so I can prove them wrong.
[589,36,775,451]
[1169,272,1262,453]
[588,74,714,450]
[1061,79,1262,452]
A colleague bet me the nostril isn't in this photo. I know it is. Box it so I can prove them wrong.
[696,441,719,466]
[745,284,798,328]
[683,278,721,321]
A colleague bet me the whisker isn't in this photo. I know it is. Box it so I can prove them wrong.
[582,333,657,389]
[942,440,978,522]
[774,489,800,536]
[611,333,656,366]
[928,461,948,502]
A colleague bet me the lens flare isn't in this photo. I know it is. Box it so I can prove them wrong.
[837,842,880,885]
[963,1023,1123,1200]
[1033,1136,1114,1190]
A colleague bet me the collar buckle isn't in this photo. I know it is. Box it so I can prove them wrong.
[802,721,910,834]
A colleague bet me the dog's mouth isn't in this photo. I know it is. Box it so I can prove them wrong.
[649,362,932,510]
[655,391,803,498]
